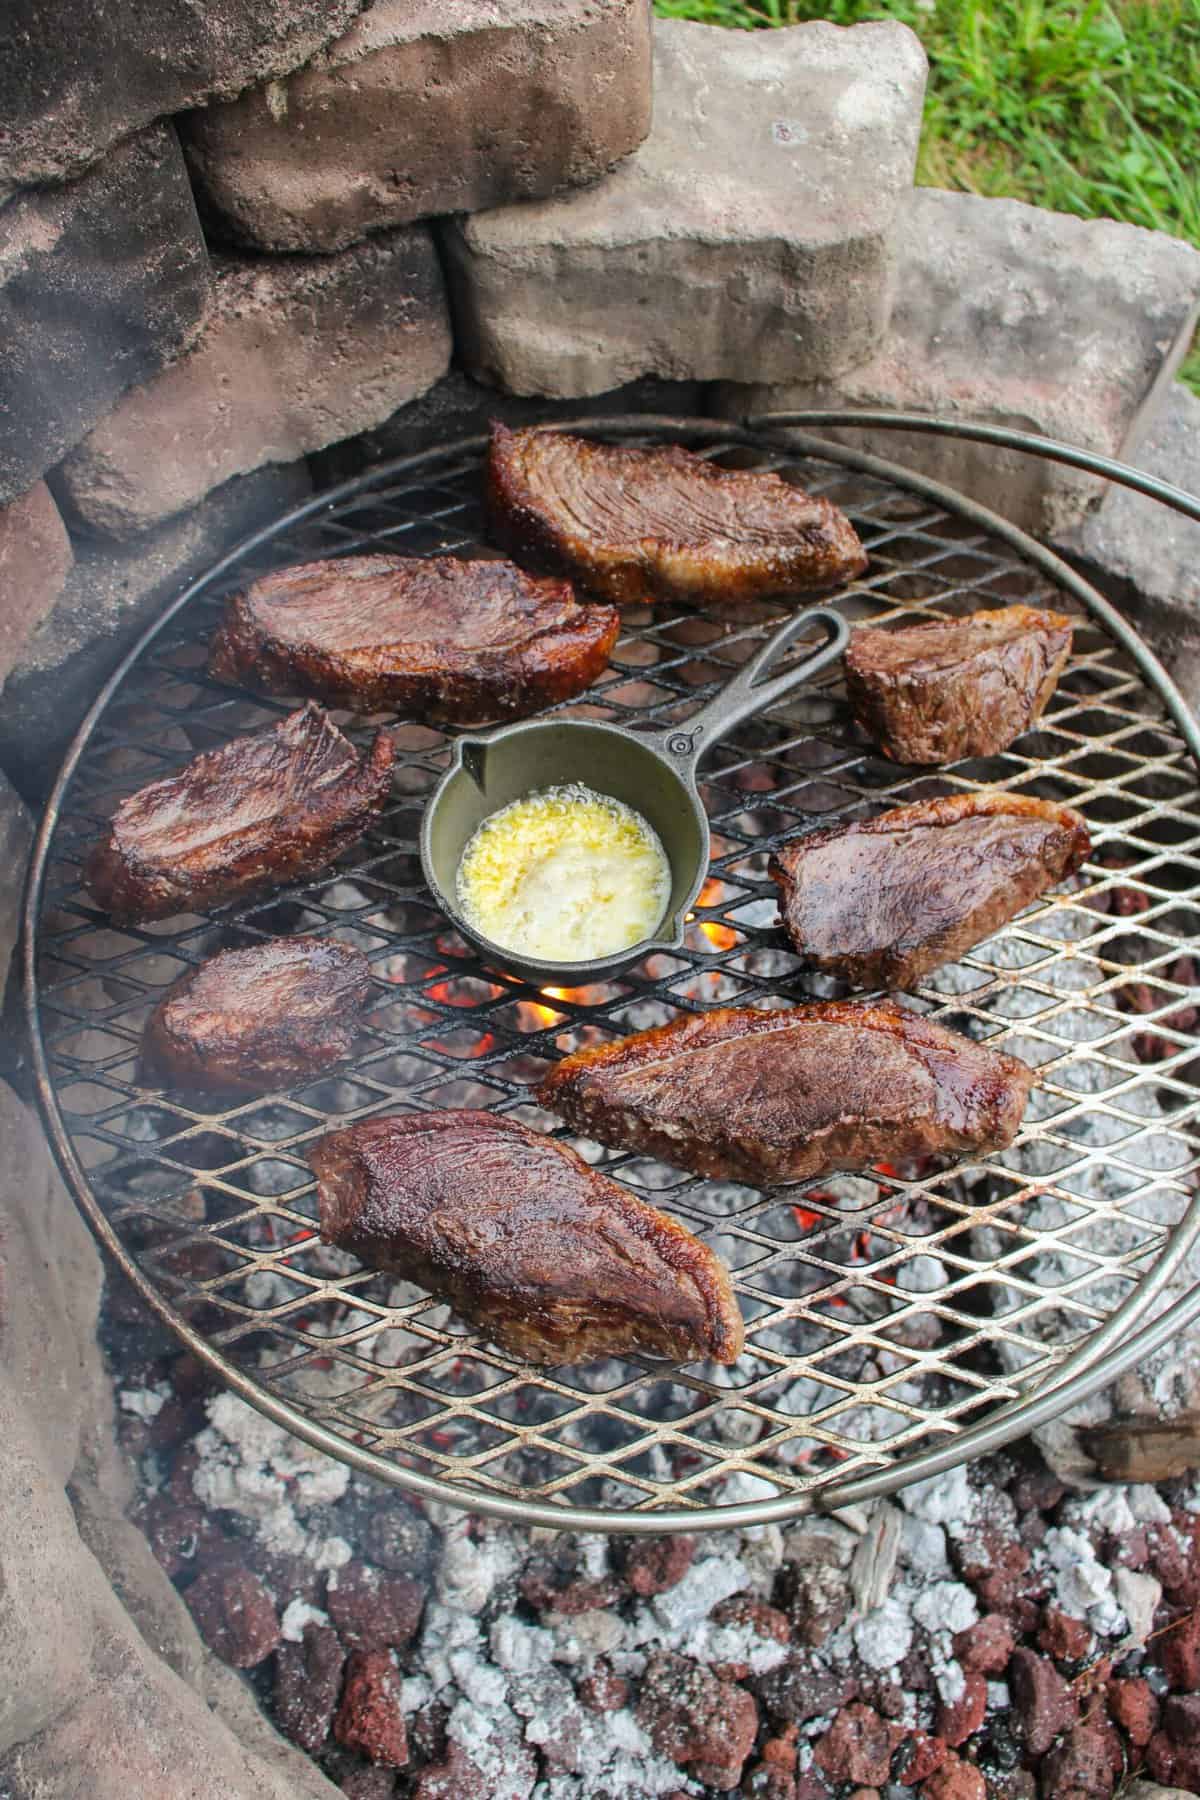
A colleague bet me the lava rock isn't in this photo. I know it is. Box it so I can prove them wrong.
[955,1614,1015,1675]
[275,1622,346,1754]
[326,1562,424,1652]
[334,1651,408,1768]
[444,17,927,395]
[778,1558,852,1647]
[136,1497,223,1581]
[937,1671,988,1748]
[922,1750,987,1800]
[361,1504,437,1579]
[0,123,209,508]
[0,0,366,192]
[715,191,1200,538]
[58,230,450,539]
[184,0,652,254]
[409,1743,491,1800]
[756,1659,860,1728]
[183,1565,281,1668]
[1163,1694,1200,1745]
[813,1704,903,1788]
[1040,1721,1123,1800]
[0,460,310,799]
[891,1730,948,1785]
[548,1576,624,1617]
[1038,1608,1093,1664]
[637,1651,759,1789]
[1108,1677,1160,1748]
[1158,1609,1200,1691]
[577,1660,629,1713]
[338,1769,397,1800]
[1010,1649,1079,1757]
[623,1536,697,1598]
[1146,1732,1200,1792]
[745,1765,798,1800]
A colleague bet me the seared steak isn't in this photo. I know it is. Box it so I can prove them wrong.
[144,936,373,1095]
[208,554,620,724]
[770,792,1091,990]
[844,604,1073,764]
[539,1001,1035,1186]
[486,424,867,606]
[311,1110,744,1367]
[85,703,394,924]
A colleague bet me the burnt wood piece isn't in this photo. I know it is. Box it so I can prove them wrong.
[85,702,394,923]
[539,1000,1035,1187]
[843,604,1073,765]
[310,1109,744,1367]
[485,423,867,607]
[770,792,1091,990]
[208,554,620,723]
[143,935,372,1095]
[1079,1414,1200,1483]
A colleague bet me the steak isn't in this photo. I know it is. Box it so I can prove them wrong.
[486,424,867,607]
[770,792,1091,990]
[85,703,394,924]
[844,603,1073,764]
[143,936,373,1095]
[310,1110,744,1367]
[208,554,620,724]
[539,1001,1035,1187]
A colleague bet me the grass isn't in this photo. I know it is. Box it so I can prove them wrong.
[655,0,1200,391]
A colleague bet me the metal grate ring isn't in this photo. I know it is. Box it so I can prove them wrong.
[23,416,1200,1531]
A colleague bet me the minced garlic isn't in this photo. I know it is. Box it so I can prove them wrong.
[456,783,671,963]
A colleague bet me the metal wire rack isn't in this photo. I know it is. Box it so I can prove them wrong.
[23,415,1200,1532]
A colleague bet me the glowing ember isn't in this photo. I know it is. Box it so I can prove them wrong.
[694,876,738,951]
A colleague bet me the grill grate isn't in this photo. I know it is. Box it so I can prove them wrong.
[25,418,1200,1530]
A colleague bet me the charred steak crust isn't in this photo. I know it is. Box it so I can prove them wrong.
[769,792,1091,990]
[143,936,373,1095]
[538,1001,1036,1188]
[85,703,395,924]
[844,603,1073,765]
[310,1109,744,1367]
[208,554,620,724]
[486,423,868,607]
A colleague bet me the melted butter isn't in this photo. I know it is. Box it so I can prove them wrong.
[456,783,671,962]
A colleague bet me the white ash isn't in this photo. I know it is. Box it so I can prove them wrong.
[1114,1567,1162,1645]
[1040,1526,1124,1633]
[190,1392,351,1567]
[899,1467,978,1528]
[895,1254,949,1294]
[119,1380,170,1419]
[280,1599,329,1642]
[911,1580,978,1636]
[648,1552,750,1634]
[853,1597,913,1670]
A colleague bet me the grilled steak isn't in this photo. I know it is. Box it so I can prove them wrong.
[486,424,867,607]
[144,936,373,1095]
[310,1110,744,1367]
[85,703,394,924]
[539,1001,1035,1187]
[770,793,1091,990]
[844,604,1073,764]
[208,554,620,724]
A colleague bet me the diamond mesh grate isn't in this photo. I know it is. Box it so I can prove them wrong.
[26,420,1200,1525]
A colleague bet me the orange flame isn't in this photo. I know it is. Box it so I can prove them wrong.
[527,986,570,1030]
[694,877,737,952]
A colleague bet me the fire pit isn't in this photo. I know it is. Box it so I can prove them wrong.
[24,417,1200,1540]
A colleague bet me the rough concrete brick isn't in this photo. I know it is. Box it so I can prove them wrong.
[184,0,653,254]
[0,481,73,684]
[442,17,926,397]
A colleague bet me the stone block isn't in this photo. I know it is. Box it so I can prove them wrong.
[712,189,1200,538]
[442,17,926,397]
[57,229,450,538]
[184,0,654,254]
[0,771,30,1002]
[0,0,367,195]
[0,462,312,799]
[0,482,73,684]
[1053,382,1200,709]
[312,368,711,485]
[0,124,210,507]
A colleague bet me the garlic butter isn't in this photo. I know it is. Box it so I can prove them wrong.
[456,783,671,963]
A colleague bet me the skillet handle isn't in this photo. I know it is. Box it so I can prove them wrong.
[661,605,850,768]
